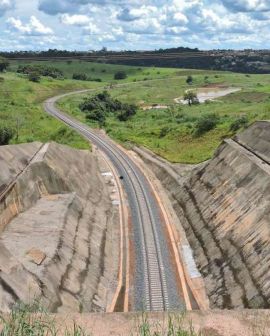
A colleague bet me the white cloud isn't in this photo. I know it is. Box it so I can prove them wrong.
[0,0,270,51]
[7,16,53,35]
[221,0,270,12]
[60,14,91,26]
[83,22,100,34]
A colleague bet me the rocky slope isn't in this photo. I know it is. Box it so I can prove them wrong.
[0,142,119,313]
[135,121,270,309]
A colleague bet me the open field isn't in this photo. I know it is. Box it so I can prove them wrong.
[58,69,270,163]
[1,61,191,149]
[2,60,270,162]
[0,70,102,148]
[8,59,181,82]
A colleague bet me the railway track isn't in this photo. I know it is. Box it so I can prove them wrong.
[44,92,183,311]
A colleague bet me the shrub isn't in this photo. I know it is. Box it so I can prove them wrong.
[114,71,127,80]
[86,109,106,125]
[17,65,64,79]
[230,115,248,132]
[193,113,219,137]
[117,104,137,121]
[79,91,137,124]
[0,57,9,72]
[0,126,14,145]
[186,75,193,85]
[159,126,170,138]
[72,73,88,81]
[28,72,41,82]
[88,77,102,82]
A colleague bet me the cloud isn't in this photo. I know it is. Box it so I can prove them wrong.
[38,0,77,15]
[0,0,14,16]
[7,16,54,35]
[38,0,131,15]
[82,22,100,34]
[1,0,270,51]
[117,8,141,21]
[60,14,91,26]
[221,0,270,12]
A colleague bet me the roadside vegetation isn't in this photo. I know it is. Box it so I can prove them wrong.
[0,303,201,336]
[0,301,89,336]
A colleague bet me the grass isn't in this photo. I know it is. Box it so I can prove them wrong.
[2,61,270,163]
[0,301,89,336]
[1,61,188,150]
[137,314,199,336]
[58,70,270,163]
[8,60,181,82]
[1,302,270,335]
[0,72,94,149]
[0,303,201,336]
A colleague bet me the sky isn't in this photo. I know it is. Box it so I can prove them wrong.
[0,0,270,51]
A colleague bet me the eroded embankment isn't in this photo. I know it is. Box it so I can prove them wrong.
[0,142,119,313]
[135,121,270,309]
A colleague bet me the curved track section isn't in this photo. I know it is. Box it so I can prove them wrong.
[44,92,184,311]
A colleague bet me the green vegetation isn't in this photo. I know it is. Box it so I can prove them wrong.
[0,301,89,336]
[72,73,88,81]
[0,126,13,145]
[183,91,199,106]
[2,59,270,162]
[79,91,137,126]
[193,114,219,137]
[8,59,177,82]
[0,71,97,148]
[186,75,193,85]
[17,64,64,79]
[0,57,9,72]
[137,314,199,336]
[229,115,248,132]
[28,72,41,83]
[114,70,127,80]
[58,70,270,163]
[1,61,177,149]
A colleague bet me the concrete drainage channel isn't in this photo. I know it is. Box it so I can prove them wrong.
[44,92,198,312]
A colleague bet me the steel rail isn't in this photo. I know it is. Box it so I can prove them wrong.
[44,93,171,311]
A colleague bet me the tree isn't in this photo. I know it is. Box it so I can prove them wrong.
[0,126,13,145]
[0,57,9,72]
[183,91,199,106]
[114,71,127,80]
[186,75,193,85]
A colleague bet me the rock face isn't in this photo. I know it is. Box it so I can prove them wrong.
[0,142,119,313]
[135,121,270,309]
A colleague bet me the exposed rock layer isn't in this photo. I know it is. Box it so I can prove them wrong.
[135,121,270,309]
[0,142,119,313]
